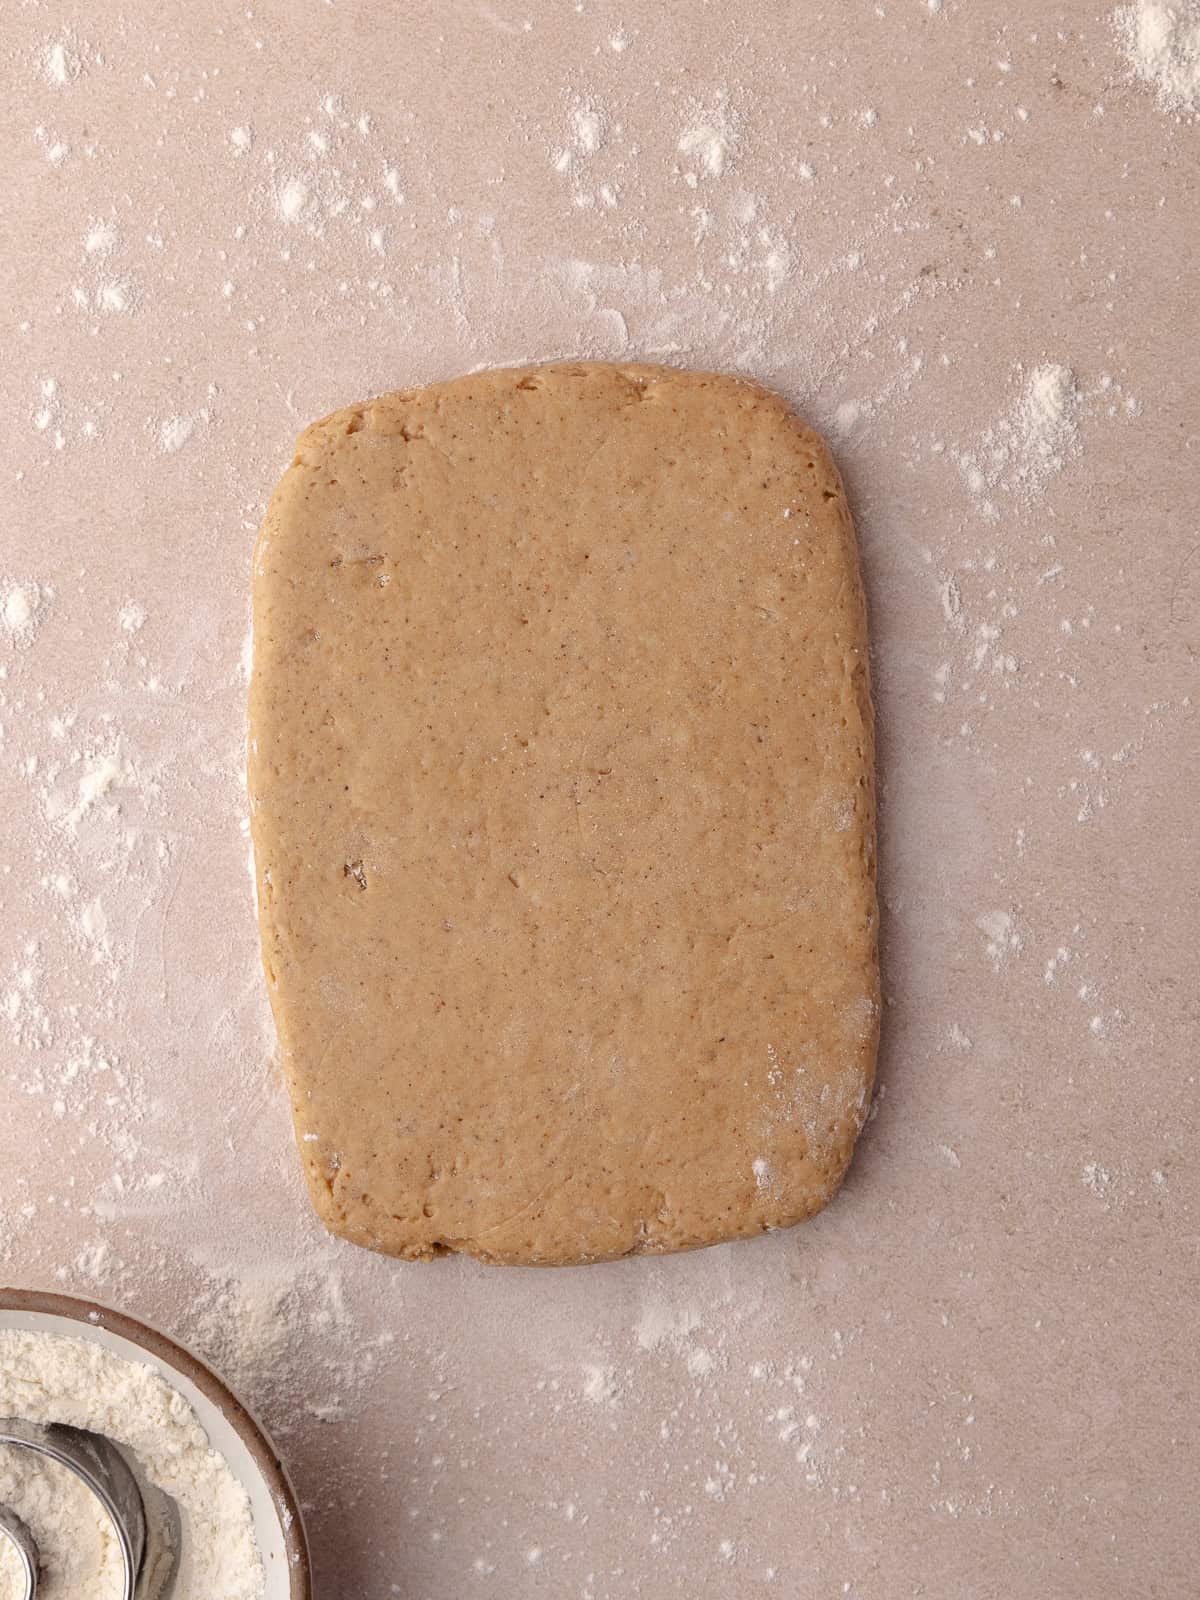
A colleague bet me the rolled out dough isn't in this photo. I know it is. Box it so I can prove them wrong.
[249,361,878,1265]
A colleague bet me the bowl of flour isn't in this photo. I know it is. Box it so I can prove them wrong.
[0,1289,309,1600]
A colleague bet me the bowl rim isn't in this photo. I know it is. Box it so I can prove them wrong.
[0,1286,312,1600]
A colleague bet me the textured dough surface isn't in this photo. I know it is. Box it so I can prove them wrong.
[249,361,878,1265]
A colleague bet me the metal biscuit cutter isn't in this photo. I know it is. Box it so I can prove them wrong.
[0,1418,178,1599]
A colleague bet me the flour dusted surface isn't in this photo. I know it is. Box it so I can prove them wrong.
[1,0,1195,1592]
[0,1331,263,1600]
[1114,1,1200,116]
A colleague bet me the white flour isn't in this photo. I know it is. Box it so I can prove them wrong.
[0,1331,264,1600]
[1114,1,1200,116]
[954,362,1080,515]
[677,122,732,178]
[38,39,81,89]
[0,1446,121,1598]
[1,582,48,643]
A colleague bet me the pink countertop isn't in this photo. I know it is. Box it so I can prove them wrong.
[2,3,1196,1595]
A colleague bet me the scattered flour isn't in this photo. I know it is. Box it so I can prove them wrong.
[0,1329,264,1599]
[580,1362,618,1405]
[3,581,47,640]
[158,414,198,454]
[569,102,606,155]
[78,894,110,949]
[834,398,862,436]
[677,122,733,178]
[635,1299,702,1352]
[976,909,1022,968]
[277,176,310,223]
[1114,1,1200,116]
[1082,1160,1116,1205]
[34,126,71,164]
[179,1268,391,1430]
[39,38,81,88]
[956,363,1080,514]
[44,749,133,838]
[1019,365,1079,464]
[96,279,135,315]
[84,220,119,257]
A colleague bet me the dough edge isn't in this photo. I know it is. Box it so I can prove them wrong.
[250,360,879,1266]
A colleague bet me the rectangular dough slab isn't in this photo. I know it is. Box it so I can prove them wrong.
[249,361,878,1265]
